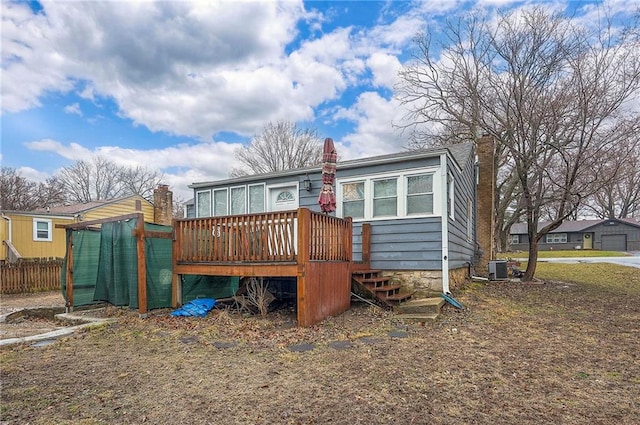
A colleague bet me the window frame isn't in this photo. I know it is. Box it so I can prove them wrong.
[33,218,52,242]
[248,183,266,214]
[195,190,212,217]
[230,185,247,215]
[545,233,567,244]
[213,188,229,216]
[342,181,366,219]
[509,234,520,245]
[405,173,434,217]
[372,177,398,218]
[336,167,440,222]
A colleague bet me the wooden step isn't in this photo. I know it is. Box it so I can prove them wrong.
[383,292,414,303]
[356,275,390,282]
[372,284,402,292]
[352,269,382,276]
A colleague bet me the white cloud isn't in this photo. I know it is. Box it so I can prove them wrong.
[26,139,93,161]
[335,92,410,159]
[64,103,82,116]
[367,53,402,88]
[25,138,244,201]
[16,166,52,183]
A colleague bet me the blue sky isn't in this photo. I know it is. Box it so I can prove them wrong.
[1,0,636,200]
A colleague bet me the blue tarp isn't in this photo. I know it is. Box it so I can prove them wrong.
[170,298,216,317]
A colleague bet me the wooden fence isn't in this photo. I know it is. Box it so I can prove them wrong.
[0,258,63,294]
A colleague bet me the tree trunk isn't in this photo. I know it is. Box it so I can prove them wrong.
[523,239,539,282]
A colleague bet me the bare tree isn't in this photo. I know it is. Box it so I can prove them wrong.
[581,138,640,219]
[230,121,323,177]
[120,165,164,201]
[57,156,163,203]
[0,167,66,210]
[397,7,640,280]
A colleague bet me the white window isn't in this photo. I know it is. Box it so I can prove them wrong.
[33,218,52,242]
[213,189,228,216]
[546,233,567,243]
[230,186,246,215]
[248,184,265,213]
[337,169,439,221]
[196,190,211,217]
[342,182,365,219]
[373,178,397,217]
[509,234,520,245]
[406,174,433,215]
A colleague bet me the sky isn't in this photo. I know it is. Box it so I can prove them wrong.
[1,0,637,202]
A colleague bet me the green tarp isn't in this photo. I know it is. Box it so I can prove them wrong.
[61,217,238,309]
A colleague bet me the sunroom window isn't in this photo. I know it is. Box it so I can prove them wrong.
[196,190,211,217]
[373,178,397,217]
[213,189,228,216]
[342,182,365,218]
[230,187,246,215]
[248,184,265,213]
[406,174,433,215]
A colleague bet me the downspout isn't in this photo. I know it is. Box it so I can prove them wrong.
[2,213,13,262]
[440,154,450,294]
[2,213,12,246]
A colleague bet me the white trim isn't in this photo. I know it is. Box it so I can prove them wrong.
[440,154,450,294]
[447,172,455,220]
[33,218,53,242]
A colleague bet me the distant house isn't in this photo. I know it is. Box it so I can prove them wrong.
[184,198,195,218]
[0,194,155,262]
[188,142,481,294]
[509,218,640,252]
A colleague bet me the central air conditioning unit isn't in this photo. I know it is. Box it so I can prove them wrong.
[488,260,508,280]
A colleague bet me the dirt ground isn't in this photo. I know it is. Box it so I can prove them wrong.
[0,292,67,340]
[1,277,639,425]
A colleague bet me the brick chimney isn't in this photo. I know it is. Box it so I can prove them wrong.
[153,184,173,225]
[475,134,496,276]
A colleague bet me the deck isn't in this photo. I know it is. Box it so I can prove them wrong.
[172,208,354,326]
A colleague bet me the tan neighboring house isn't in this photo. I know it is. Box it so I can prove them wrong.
[0,194,156,263]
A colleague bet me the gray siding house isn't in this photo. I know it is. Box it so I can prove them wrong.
[509,218,640,252]
[188,143,478,293]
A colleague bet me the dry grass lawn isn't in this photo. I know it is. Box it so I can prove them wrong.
[1,263,638,425]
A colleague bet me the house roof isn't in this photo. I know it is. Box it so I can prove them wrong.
[0,195,150,217]
[510,218,640,234]
[189,142,475,189]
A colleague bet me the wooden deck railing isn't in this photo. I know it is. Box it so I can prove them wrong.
[173,208,352,264]
[308,211,351,261]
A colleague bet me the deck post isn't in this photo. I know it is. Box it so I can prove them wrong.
[171,218,181,307]
[361,223,371,266]
[296,208,311,326]
[344,217,353,262]
[135,213,148,316]
[65,229,74,313]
